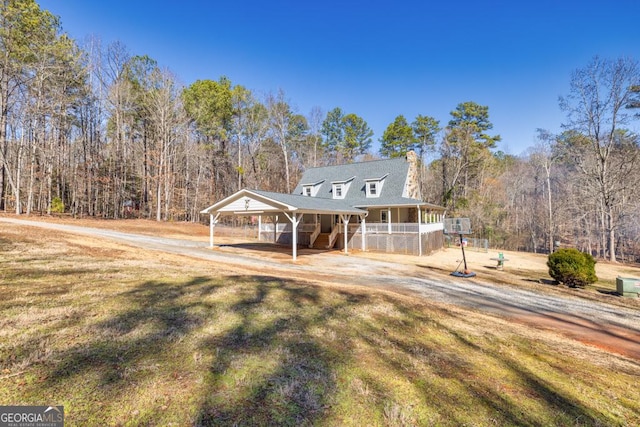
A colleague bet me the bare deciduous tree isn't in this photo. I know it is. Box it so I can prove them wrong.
[559,56,640,262]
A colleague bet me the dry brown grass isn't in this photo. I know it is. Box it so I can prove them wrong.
[1,217,640,425]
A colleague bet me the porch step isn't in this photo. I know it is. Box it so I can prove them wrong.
[311,232,335,249]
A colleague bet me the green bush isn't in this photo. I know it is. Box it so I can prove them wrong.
[51,196,65,214]
[547,248,597,288]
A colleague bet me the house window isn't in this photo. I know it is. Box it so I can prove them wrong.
[381,210,388,222]
[331,177,353,199]
[302,181,324,197]
[365,176,385,198]
[368,182,377,196]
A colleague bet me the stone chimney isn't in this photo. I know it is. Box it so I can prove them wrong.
[405,150,421,200]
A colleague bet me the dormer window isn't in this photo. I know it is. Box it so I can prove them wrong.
[301,180,324,197]
[331,177,354,199]
[367,182,378,196]
[365,174,387,198]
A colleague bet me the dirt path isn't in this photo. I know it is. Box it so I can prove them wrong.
[3,217,640,360]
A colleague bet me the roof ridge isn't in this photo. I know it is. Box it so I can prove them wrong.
[301,156,405,171]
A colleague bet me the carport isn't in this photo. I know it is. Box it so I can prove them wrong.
[200,189,367,261]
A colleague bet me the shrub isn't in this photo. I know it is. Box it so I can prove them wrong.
[51,196,65,214]
[547,248,597,288]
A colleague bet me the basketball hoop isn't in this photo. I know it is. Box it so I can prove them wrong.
[443,218,476,278]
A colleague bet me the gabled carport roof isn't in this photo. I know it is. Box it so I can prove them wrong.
[200,189,366,261]
[200,189,366,216]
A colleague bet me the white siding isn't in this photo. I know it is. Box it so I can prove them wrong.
[218,197,281,213]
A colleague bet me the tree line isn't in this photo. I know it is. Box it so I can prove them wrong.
[1,1,639,261]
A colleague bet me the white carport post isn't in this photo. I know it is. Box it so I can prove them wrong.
[417,205,422,256]
[340,214,351,254]
[273,215,278,243]
[283,212,303,261]
[387,207,392,234]
[360,214,367,251]
[209,212,221,248]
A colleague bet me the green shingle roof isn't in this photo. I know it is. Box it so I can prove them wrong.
[201,156,444,215]
[293,157,442,209]
[251,190,365,214]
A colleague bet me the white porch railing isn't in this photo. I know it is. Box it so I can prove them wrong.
[340,222,444,234]
[420,222,444,233]
[328,225,340,247]
[260,221,443,236]
[260,223,317,233]
[308,223,321,247]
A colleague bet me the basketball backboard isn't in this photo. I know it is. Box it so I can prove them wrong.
[443,218,472,235]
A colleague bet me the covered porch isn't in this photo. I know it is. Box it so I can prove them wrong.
[201,190,446,259]
[200,189,366,261]
[256,203,445,256]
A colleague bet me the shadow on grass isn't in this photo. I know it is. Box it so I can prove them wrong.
[195,275,359,426]
[24,274,357,425]
[42,276,221,387]
[0,237,15,254]
[524,278,558,286]
[0,267,99,283]
[0,267,101,310]
[12,271,634,425]
[417,264,454,275]
[216,242,328,259]
[349,295,613,426]
[596,288,621,296]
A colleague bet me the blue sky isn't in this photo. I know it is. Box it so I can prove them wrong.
[39,0,640,156]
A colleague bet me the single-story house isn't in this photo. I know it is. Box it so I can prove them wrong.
[200,151,445,260]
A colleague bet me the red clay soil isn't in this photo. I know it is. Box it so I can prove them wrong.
[511,312,640,360]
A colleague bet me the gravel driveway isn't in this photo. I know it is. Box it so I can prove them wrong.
[3,217,640,359]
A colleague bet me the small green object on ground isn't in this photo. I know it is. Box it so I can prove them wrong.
[490,254,509,270]
[616,277,640,297]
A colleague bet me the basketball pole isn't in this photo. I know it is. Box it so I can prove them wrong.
[459,233,469,272]
[444,217,476,278]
